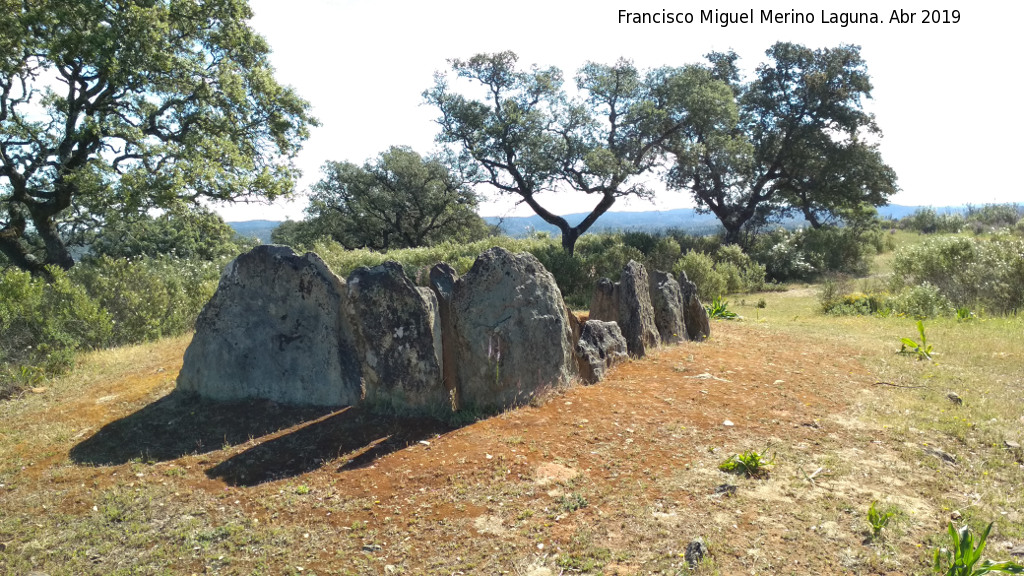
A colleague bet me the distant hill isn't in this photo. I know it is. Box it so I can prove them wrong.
[228,219,279,244]
[227,205,955,242]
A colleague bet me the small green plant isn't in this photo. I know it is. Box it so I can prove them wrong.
[718,448,774,478]
[294,484,311,495]
[899,320,934,360]
[956,307,975,322]
[558,492,589,512]
[706,296,738,319]
[867,501,895,540]
[933,522,1024,575]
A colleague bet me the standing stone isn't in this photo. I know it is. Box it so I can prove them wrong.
[450,247,574,412]
[429,262,460,404]
[679,270,711,341]
[575,320,629,384]
[346,261,446,415]
[618,260,660,357]
[177,245,361,406]
[589,278,619,323]
[649,270,686,344]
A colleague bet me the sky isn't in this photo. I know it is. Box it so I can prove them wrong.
[215,0,1023,222]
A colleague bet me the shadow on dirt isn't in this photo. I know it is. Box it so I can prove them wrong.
[206,410,455,486]
[69,390,459,486]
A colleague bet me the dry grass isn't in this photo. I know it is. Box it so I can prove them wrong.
[2,269,1023,574]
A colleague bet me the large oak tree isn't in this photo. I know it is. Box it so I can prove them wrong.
[664,43,898,244]
[426,52,720,255]
[0,0,316,274]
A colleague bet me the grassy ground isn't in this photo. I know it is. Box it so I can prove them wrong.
[2,248,1023,575]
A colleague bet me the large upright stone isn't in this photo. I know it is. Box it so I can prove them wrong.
[450,247,574,412]
[679,270,711,341]
[429,262,460,403]
[649,270,686,344]
[575,320,629,384]
[618,260,661,357]
[177,245,361,406]
[345,261,447,415]
[589,278,619,323]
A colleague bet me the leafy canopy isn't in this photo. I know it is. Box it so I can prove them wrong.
[298,146,489,251]
[0,0,316,274]
[665,42,898,243]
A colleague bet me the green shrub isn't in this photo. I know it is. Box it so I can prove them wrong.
[72,256,222,345]
[674,250,727,301]
[891,236,1024,315]
[889,283,953,319]
[750,225,884,282]
[901,208,965,234]
[0,267,114,396]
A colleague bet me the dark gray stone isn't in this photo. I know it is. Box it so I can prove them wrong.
[346,261,446,415]
[685,538,709,567]
[575,320,628,384]
[618,260,660,357]
[649,270,685,344]
[450,247,574,412]
[177,245,361,406]
[589,277,619,323]
[679,270,711,341]
[429,262,460,404]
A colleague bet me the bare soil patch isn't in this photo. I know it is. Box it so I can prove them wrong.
[0,322,948,574]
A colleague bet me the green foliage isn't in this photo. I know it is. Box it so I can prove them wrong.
[706,297,738,319]
[70,256,221,345]
[427,52,719,254]
[891,236,1024,315]
[867,501,895,540]
[718,448,774,478]
[674,250,727,301]
[965,204,1023,232]
[82,205,253,262]
[899,321,934,361]
[889,283,954,319]
[933,523,1024,575]
[304,146,490,251]
[0,267,113,396]
[750,225,882,282]
[557,493,589,512]
[0,0,316,273]
[665,43,897,243]
[900,208,965,234]
[1,255,222,397]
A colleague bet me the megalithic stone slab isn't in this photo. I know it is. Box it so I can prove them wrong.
[575,320,629,384]
[177,245,362,406]
[450,247,574,413]
[649,269,686,344]
[589,277,619,323]
[618,260,661,357]
[678,270,711,341]
[345,261,447,415]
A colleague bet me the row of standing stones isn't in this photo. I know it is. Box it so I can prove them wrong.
[176,245,710,417]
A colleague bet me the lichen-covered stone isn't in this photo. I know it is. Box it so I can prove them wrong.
[346,262,446,415]
[679,270,711,341]
[450,247,573,412]
[429,262,460,403]
[575,320,628,384]
[618,260,660,357]
[177,245,361,406]
[649,270,685,344]
[589,277,619,323]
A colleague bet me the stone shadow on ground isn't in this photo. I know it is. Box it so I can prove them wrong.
[205,409,456,487]
[69,390,338,466]
[69,390,459,487]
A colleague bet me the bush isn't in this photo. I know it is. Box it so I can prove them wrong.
[749,225,880,282]
[891,235,1024,315]
[71,256,222,345]
[0,267,114,397]
[674,250,727,301]
[888,283,953,319]
[899,207,964,234]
